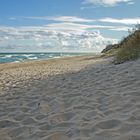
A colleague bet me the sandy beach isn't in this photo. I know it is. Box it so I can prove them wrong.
[0,55,140,140]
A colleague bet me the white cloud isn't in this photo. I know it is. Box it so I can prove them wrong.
[127,1,135,4]
[2,13,138,53]
[83,0,134,7]
[44,22,117,32]
[13,15,139,26]
[45,22,90,32]
[109,26,131,31]
[99,17,140,25]
[14,15,140,26]
[21,16,95,23]
[47,16,95,23]
[0,25,118,52]
[9,17,17,20]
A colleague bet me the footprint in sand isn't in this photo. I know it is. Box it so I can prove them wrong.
[39,101,50,114]
[43,132,69,140]
[0,120,19,128]
[49,111,75,124]
[95,119,121,130]
[22,117,37,125]
[117,134,140,140]
[8,126,34,138]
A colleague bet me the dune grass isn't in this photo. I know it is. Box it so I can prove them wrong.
[116,45,140,64]
[115,30,140,64]
[102,25,140,64]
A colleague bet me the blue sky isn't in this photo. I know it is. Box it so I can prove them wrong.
[0,0,140,52]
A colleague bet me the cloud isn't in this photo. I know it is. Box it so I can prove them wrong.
[44,22,131,33]
[13,15,139,26]
[45,22,90,32]
[0,25,118,52]
[109,26,131,31]
[44,22,118,32]
[47,16,95,23]
[12,15,139,26]
[99,17,140,25]
[21,16,95,23]
[9,17,17,20]
[82,0,134,7]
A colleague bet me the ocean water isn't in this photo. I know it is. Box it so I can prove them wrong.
[0,52,87,64]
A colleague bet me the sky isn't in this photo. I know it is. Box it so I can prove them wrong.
[0,0,140,52]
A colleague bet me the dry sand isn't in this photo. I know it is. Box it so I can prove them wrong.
[0,55,140,140]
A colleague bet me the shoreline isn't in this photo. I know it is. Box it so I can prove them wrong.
[0,54,104,93]
[0,52,95,64]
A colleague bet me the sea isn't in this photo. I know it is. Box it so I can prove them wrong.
[0,52,89,64]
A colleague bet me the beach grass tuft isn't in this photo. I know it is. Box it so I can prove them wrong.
[116,30,140,64]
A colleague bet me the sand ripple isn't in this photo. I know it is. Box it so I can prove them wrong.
[0,57,140,139]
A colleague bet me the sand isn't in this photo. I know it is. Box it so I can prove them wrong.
[0,55,140,140]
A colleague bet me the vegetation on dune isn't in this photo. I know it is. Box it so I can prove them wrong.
[102,24,140,64]
[116,29,140,64]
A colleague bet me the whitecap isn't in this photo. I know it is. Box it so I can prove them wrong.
[11,61,20,63]
[53,56,61,58]
[5,55,12,58]
[40,53,45,55]
[28,57,38,60]
[22,54,34,57]
[48,55,53,58]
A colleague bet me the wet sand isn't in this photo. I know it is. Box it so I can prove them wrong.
[0,55,140,140]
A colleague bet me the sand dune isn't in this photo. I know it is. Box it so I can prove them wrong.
[0,55,140,140]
